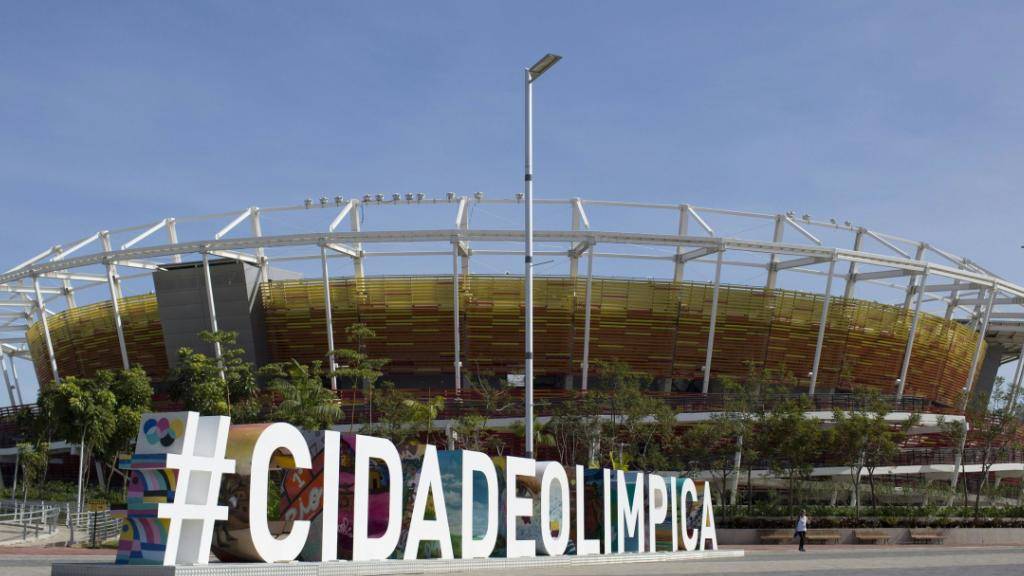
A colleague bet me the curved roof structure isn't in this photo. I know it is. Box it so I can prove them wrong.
[1,196,1021,407]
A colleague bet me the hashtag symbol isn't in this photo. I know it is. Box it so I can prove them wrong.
[157,412,236,566]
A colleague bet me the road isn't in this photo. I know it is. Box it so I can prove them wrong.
[4,546,1024,576]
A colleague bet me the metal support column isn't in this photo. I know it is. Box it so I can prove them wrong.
[902,243,927,310]
[106,261,130,370]
[581,246,595,391]
[0,354,16,407]
[702,249,724,394]
[453,241,461,393]
[252,208,268,284]
[32,275,59,384]
[321,246,337,390]
[843,228,864,299]
[167,218,182,264]
[896,269,928,399]
[961,285,996,410]
[350,205,365,280]
[808,257,836,396]
[765,215,785,289]
[8,355,22,405]
[1008,349,1024,408]
[673,205,690,282]
[201,252,225,380]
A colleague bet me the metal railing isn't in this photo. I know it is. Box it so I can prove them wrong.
[0,501,60,541]
[66,505,122,547]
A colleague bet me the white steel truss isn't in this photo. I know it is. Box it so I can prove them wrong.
[2,196,1022,407]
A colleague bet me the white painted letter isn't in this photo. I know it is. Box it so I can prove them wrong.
[616,470,645,553]
[679,477,699,552]
[353,435,403,561]
[505,456,536,558]
[462,450,499,559]
[647,474,667,552]
[574,466,600,556]
[538,462,570,556]
[602,468,612,554]
[249,423,312,563]
[669,477,678,552]
[405,445,453,559]
[320,431,340,561]
[699,481,718,550]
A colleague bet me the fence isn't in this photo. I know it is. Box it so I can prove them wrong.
[0,501,60,541]
[66,505,122,547]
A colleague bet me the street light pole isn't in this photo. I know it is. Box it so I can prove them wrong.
[524,53,561,459]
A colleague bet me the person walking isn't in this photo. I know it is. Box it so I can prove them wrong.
[795,510,808,552]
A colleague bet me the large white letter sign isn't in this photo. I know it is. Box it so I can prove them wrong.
[404,445,454,559]
[616,471,645,553]
[647,474,668,552]
[678,477,699,552]
[699,481,718,550]
[353,435,403,561]
[461,450,499,559]
[574,466,600,556]
[249,423,312,563]
[319,431,340,561]
[669,477,679,551]
[504,456,537,558]
[538,462,570,556]
[602,468,612,554]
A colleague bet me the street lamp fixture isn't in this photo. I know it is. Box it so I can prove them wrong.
[529,53,562,80]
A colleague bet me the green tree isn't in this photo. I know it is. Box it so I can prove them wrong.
[592,360,674,471]
[37,375,117,509]
[757,395,821,511]
[545,391,603,466]
[370,382,414,445]
[15,441,48,504]
[94,367,153,490]
[169,331,259,422]
[961,378,1022,521]
[333,324,389,428]
[262,360,343,431]
[828,402,872,516]
[861,399,919,508]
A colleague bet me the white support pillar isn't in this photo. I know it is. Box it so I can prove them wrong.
[945,279,961,322]
[453,241,461,393]
[843,228,864,299]
[8,355,23,405]
[201,252,225,380]
[321,246,337,390]
[99,232,122,299]
[702,249,724,394]
[581,245,595,391]
[569,200,580,280]
[903,243,927,310]
[765,215,785,289]
[350,205,365,280]
[673,205,690,282]
[167,218,182,264]
[252,208,268,284]
[896,268,928,400]
[962,285,997,410]
[60,278,76,310]
[1009,350,1024,408]
[32,275,59,384]
[0,354,17,407]
[106,261,130,370]
[808,257,836,396]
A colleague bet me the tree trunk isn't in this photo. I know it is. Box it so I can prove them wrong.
[868,470,877,508]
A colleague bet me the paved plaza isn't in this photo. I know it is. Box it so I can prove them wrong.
[2,547,1024,576]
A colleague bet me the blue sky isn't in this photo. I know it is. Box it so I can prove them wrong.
[2,2,1023,403]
